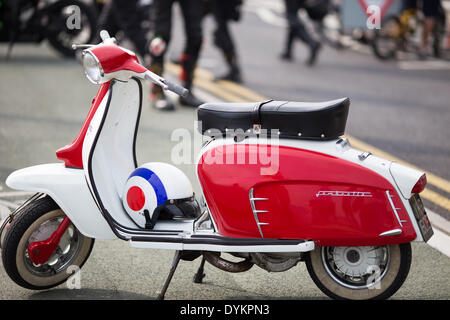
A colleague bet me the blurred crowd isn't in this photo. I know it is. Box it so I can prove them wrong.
[2,0,444,110]
[95,0,338,111]
[92,0,446,110]
[95,0,245,111]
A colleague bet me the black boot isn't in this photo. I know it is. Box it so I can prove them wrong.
[215,52,243,83]
[280,28,295,61]
[306,41,322,66]
[179,55,204,108]
[280,51,293,61]
[214,66,242,83]
[290,20,321,66]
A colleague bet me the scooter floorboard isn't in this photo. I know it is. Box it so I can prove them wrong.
[129,234,315,253]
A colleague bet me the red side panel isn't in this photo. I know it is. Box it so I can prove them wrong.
[197,144,416,246]
[56,81,111,168]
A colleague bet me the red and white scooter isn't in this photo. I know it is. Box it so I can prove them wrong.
[0,31,434,300]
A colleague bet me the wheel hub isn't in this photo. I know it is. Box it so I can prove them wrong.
[331,246,384,278]
[346,249,360,264]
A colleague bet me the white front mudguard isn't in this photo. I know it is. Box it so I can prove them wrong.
[6,163,117,239]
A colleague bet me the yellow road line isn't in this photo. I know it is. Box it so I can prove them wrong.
[344,136,450,195]
[347,136,450,210]
[167,62,267,102]
[167,62,212,81]
[421,189,450,212]
[215,80,268,102]
[166,63,251,103]
[194,78,244,103]
[166,62,450,211]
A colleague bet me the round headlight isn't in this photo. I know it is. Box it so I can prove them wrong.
[82,51,104,84]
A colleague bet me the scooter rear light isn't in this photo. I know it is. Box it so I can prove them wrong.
[412,174,427,194]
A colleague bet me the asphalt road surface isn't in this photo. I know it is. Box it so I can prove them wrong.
[0,2,449,300]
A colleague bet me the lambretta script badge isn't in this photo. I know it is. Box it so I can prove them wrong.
[316,191,373,198]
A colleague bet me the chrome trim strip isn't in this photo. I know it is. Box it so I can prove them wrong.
[386,190,403,227]
[130,239,316,253]
[379,229,402,237]
[249,188,265,238]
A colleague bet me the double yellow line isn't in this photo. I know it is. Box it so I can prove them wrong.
[166,62,450,213]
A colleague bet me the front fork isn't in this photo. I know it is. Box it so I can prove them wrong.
[27,216,71,265]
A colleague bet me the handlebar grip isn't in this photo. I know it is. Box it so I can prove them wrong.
[163,79,189,97]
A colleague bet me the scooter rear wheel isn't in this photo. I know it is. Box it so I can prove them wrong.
[306,243,412,300]
[1,197,94,290]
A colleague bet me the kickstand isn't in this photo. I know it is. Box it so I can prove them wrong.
[193,256,206,284]
[157,250,181,300]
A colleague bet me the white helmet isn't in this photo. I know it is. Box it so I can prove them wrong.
[122,162,194,229]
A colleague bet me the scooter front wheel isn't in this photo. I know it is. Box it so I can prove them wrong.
[1,197,94,290]
[306,244,411,300]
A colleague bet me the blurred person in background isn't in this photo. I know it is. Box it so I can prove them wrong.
[420,0,444,57]
[280,0,322,66]
[95,0,152,60]
[208,0,244,83]
[149,0,205,111]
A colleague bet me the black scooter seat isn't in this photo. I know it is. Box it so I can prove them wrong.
[197,97,350,140]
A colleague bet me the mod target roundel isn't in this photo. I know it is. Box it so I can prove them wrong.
[126,186,145,211]
[122,167,168,228]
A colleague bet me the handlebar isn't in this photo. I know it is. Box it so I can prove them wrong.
[143,70,189,97]
[161,79,189,97]
[72,30,116,49]
[73,30,189,97]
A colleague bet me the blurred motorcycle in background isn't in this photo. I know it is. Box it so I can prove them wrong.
[0,0,97,58]
[371,4,447,60]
